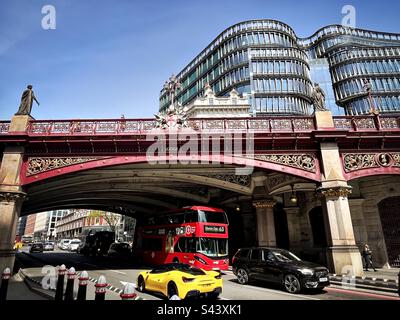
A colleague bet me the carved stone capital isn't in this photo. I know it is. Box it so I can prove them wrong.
[316,186,352,199]
[252,199,276,208]
[0,191,27,203]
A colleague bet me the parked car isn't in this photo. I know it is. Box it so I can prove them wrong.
[68,239,81,252]
[29,242,44,253]
[137,263,222,299]
[44,241,55,251]
[59,239,72,250]
[232,247,330,293]
[107,242,132,258]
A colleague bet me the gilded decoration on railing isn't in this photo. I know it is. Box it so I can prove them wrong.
[251,154,316,172]
[333,116,400,131]
[252,199,276,208]
[292,118,314,130]
[333,118,352,130]
[380,117,399,129]
[226,119,247,129]
[248,119,270,130]
[316,186,352,198]
[343,153,400,172]
[0,122,10,134]
[353,117,376,129]
[27,157,101,176]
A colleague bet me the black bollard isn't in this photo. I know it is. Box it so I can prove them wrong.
[0,268,11,302]
[94,275,107,301]
[64,267,76,301]
[77,271,89,301]
[55,264,67,301]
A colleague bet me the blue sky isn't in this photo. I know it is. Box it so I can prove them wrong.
[0,0,399,120]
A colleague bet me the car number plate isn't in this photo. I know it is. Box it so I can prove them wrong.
[319,277,328,282]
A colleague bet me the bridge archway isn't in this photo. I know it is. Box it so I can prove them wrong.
[378,197,400,267]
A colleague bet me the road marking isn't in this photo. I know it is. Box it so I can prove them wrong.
[110,270,127,275]
[230,283,321,300]
[219,296,230,300]
[326,287,400,300]
[120,281,137,288]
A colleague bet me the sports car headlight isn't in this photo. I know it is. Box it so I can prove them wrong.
[298,268,314,275]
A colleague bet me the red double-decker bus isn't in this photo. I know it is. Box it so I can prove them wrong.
[134,206,229,271]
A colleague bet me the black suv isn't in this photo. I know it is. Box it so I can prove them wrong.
[232,247,329,293]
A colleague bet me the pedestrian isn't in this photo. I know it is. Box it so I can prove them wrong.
[361,244,377,272]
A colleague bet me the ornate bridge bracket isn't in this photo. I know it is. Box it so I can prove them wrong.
[315,186,352,199]
[0,191,27,203]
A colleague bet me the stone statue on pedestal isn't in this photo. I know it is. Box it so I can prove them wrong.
[15,85,40,116]
[311,83,328,112]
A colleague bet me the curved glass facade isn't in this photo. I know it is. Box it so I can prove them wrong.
[160,20,400,116]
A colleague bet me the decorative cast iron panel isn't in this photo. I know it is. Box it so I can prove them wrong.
[196,174,251,187]
[26,157,101,176]
[343,153,400,172]
[252,154,316,172]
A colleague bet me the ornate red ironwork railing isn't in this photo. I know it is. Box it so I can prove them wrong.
[333,115,400,131]
[22,117,316,135]
[0,121,10,134]
[1,115,400,136]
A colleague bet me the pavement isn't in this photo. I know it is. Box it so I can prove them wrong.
[16,267,124,300]
[329,268,399,294]
[5,273,47,300]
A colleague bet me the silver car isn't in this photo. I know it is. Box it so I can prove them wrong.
[44,242,55,251]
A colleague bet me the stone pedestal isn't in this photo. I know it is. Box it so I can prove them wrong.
[253,200,276,247]
[315,111,334,129]
[9,115,33,132]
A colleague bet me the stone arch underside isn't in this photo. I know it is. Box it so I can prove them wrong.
[20,154,319,218]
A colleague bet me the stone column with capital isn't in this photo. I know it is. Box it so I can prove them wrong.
[0,116,29,273]
[253,199,276,247]
[317,139,364,276]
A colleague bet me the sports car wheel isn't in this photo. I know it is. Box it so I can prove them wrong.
[137,276,145,292]
[167,282,179,299]
[236,268,249,285]
[284,274,301,293]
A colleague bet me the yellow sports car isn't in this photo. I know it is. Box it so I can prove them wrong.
[136,263,223,299]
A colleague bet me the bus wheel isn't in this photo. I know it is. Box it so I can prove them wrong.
[167,282,179,299]
[137,276,145,292]
[172,258,179,263]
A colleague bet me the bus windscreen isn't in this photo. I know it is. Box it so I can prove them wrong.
[198,210,228,224]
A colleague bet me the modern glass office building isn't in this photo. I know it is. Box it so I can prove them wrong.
[159,20,400,116]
